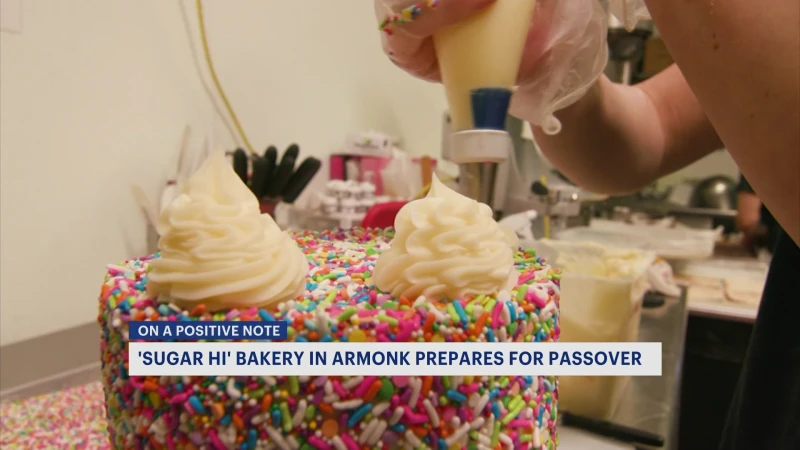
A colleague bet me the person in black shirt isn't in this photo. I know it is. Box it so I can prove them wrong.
[377,1,799,448]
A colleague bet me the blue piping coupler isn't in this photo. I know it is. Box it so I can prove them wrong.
[471,88,512,130]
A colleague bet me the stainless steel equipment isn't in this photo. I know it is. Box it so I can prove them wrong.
[442,113,586,235]
[691,175,737,210]
[531,180,583,235]
[606,11,653,85]
[587,190,738,231]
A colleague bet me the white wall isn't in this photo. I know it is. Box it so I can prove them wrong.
[197,1,447,157]
[0,0,447,345]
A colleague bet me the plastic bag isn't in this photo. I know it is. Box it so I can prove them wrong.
[607,0,651,31]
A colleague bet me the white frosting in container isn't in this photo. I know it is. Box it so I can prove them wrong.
[373,174,519,299]
[147,151,307,310]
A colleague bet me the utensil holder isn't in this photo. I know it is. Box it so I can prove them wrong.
[260,200,278,216]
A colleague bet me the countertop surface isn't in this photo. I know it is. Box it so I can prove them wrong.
[560,291,689,450]
[675,255,767,323]
[559,427,637,450]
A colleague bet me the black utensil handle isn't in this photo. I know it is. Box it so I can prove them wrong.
[264,146,278,163]
[284,143,300,161]
[282,158,322,204]
[265,145,299,198]
[249,156,268,199]
[232,148,249,184]
[262,146,278,199]
[561,412,665,447]
[266,155,297,199]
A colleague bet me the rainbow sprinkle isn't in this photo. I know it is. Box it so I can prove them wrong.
[0,382,110,448]
[99,228,560,449]
[379,1,441,35]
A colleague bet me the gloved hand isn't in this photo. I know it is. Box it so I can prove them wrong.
[374,0,650,135]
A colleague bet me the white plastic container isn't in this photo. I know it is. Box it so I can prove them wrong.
[348,181,364,200]
[361,182,376,199]
[557,219,720,260]
[530,239,656,419]
[340,198,358,216]
[320,196,339,215]
[325,180,346,199]
[339,181,359,199]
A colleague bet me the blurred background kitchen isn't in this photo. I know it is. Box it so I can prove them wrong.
[0,1,769,449]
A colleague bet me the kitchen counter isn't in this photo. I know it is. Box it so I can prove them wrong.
[675,255,767,323]
[686,299,757,322]
[560,291,688,450]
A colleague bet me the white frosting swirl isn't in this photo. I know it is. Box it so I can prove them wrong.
[373,174,519,299]
[147,151,307,310]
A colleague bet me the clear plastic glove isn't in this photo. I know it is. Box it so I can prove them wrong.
[374,0,650,135]
[510,0,608,134]
[608,0,652,32]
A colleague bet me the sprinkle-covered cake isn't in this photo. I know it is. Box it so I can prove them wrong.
[99,152,560,449]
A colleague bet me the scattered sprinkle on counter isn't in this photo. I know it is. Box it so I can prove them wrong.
[99,228,561,449]
[0,382,109,449]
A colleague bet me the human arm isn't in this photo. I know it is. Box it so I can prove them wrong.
[529,64,724,195]
[643,0,799,246]
[530,0,799,244]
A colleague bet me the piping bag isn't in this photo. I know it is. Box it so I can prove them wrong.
[434,0,536,206]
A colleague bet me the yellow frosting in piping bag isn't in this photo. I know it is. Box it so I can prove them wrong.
[373,174,519,300]
[147,151,307,310]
